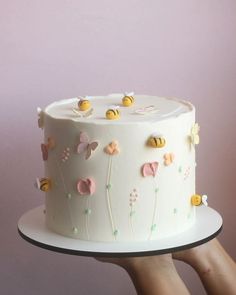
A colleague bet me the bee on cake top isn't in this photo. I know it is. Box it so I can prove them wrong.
[122,92,135,107]
[72,96,93,118]
[106,106,120,120]
[78,97,91,111]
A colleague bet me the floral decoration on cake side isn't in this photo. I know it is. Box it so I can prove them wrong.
[189,123,200,148]
[141,161,159,240]
[163,153,175,166]
[41,137,56,161]
[77,178,96,196]
[37,107,44,129]
[77,131,98,160]
[104,140,120,239]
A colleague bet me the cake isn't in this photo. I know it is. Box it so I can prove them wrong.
[36,93,204,242]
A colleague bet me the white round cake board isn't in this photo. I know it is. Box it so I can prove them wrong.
[18,205,222,257]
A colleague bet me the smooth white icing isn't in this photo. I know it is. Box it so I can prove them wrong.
[41,94,196,242]
[44,94,193,123]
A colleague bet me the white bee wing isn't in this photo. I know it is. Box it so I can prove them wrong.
[202,195,208,206]
[151,133,163,137]
[34,178,41,189]
[37,107,42,114]
[109,105,120,110]
[77,96,85,101]
[124,91,134,96]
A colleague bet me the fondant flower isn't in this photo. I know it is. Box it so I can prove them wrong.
[61,147,71,162]
[104,141,120,155]
[47,137,56,149]
[141,162,158,177]
[41,144,48,161]
[184,166,191,180]
[129,189,139,207]
[190,123,200,146]
[37,107,44,129]
[77,132,98,160]
[41,137,56,161]
[164,153,175,166]
[77,178,96,195]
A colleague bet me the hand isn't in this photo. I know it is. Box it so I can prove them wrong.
[95,254,190,295]
[173,239,236,295]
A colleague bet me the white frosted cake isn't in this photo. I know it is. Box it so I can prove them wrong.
[36,93,202,242]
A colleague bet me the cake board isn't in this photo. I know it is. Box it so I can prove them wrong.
[18,205,222,257]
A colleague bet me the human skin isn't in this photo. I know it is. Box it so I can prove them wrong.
[96,239,236,295]
[173,239,236,295]
[97,254,190,295]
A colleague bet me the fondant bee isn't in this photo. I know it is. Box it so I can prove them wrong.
[106,106,120,120]
[35,177,51,192]
[78,97,91,111]
[191,194,208,206]
[147,135,166,148]
[122,92,135,107]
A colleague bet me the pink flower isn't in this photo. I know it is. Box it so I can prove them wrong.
[141,162,158,177]
[77,178,96,195]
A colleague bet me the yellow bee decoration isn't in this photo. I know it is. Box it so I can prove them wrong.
[35,177,51,192]
[191,194,208,206]
[78,97,91,111]
[122,92,135,107]
[106,106,120,120]
[147,135,166,148]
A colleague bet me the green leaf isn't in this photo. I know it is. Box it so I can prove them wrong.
[151,224,157,231]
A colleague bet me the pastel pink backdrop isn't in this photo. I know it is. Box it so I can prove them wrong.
[1,1,235,294]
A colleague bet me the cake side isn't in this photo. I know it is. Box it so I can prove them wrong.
[37,94,198,242]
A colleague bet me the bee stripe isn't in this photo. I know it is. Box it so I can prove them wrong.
[40,183,48,190]
[108,109,117,115]
[39,178,50,191]
[160,138,164,145]
[154,138,158,146]
[41,183,47,189]
[79,100,89,105]
[127,96,134,103]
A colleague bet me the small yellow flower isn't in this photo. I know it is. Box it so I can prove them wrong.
[190,123,200,146]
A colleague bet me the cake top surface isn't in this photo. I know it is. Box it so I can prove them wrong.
[44,94,194,124]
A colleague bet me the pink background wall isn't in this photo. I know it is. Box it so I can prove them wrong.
[1,1,235,294]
